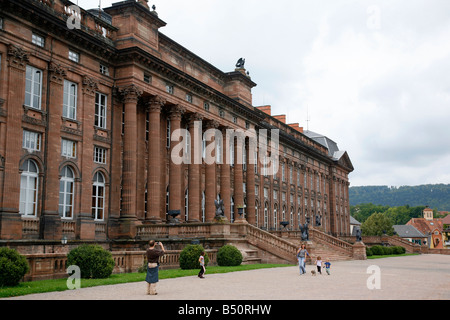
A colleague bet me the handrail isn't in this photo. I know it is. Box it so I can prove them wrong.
[309,228,353,255]
[245,224,298,263]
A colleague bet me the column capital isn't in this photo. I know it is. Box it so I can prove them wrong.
[186,112,203,125]
[169,104,186,120]
[205,119,220,130]
[82,75,99,96]
[7,45,29,71]
[49,62,67,84]
[119,84,143,103]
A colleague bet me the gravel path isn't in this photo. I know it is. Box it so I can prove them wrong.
[3,254,450,300]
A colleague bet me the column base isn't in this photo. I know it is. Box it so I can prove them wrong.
[76,213,95,241]
[39,211,62,241]
[0,209,23,240]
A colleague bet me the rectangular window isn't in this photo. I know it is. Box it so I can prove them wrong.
[25,65,43,110]
[94,146,107,164]
[99,64,109,76]
[204,102,210,111]
[22,130,41,152]
[68,50,79,63]
[61,139,76,158]
[186,94,193,103]
[166,84,174,94]
[95,92,107,129]
[63,80,77,120]
[32,34,45,47]
[144,73,151,84]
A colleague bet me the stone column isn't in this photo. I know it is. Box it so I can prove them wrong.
[220,126,231,221]
[168,105,185,220]
[146,95,165,223]
[0,45,29,240]
[187,113,203,223]
[246,139,256,225]
[204,120,219,222]
[119,84,142,237]
[234,135,245,223]
[75,75,99,240]
[40,63,67,240]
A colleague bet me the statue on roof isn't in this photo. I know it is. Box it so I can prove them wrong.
[236,58,245,69]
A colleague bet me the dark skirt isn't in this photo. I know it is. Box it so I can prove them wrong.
[146,265,159,284]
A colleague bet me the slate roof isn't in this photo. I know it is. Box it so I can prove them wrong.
[393,225,426,238]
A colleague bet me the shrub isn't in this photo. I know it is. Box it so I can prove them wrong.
[366,247,373,257]
[383,246,393,255]
[393,246,406,254]
[217,245,243,267]
[179,245,209,270]
[67,245,115,279]
[370,245,384,256]
[0,248,29,287]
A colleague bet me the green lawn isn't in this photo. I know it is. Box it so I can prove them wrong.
[0,264,293,299]
[367,253,419,259]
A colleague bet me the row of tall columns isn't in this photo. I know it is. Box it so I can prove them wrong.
[118,92,257,226]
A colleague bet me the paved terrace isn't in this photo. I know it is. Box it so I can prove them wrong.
[4,254,450,300]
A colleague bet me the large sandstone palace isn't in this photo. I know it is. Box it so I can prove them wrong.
[0,0,354,260]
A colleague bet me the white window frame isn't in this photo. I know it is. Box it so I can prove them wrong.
[92,172,105,221]
[59,166,75,219]
[25,65,43,110]
[95,92,107,129]
[68,50,79,63]
[94,146,107,164]
[23,130,41,152]
[32,33,45,47]
[63,80,77,120]
[19,160,39,217]
[99,64,109,76]
[61,139,76,159]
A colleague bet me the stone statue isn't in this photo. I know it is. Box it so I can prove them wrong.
[356,228,362,242]
[215,197,225,218]
[299,223,309,241]
[236,58,245,69]
[315,215,321,227]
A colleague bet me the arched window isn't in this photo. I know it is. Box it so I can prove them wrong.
[19,159,39,217]
[92,172,105,221]
[184,189,189,222]
[231,196,235,223]
[59,166,74,219]
[264,201,269,230]
[273,203,278,230]
[201,191,205,223]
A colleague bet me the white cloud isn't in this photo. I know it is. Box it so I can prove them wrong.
[78,0,450,187]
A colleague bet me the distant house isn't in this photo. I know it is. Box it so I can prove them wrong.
[350,216,362,236]
[442,215,450,248]
[393,225,426,245]
[407,208,444,249]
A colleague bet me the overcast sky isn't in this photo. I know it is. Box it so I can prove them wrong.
[78,0,450,187]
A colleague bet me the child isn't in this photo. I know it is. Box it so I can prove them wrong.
[324,259,331,275]
[315,256,322,275]
[198,251,206,279]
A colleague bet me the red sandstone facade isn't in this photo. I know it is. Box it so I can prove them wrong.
[0,0,354,247]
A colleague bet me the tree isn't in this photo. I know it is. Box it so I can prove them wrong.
[361,212,394,236]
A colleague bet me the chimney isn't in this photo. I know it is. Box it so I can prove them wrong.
[256,105,272,116]
[274,115,286,124]
[289,123,304,133]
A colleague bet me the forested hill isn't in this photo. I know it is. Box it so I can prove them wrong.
[349,184,450,211]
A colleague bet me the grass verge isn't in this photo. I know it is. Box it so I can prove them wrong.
[367,253,419,259]
[0,264,293,299]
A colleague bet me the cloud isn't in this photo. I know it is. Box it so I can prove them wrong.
[78,0,450,187]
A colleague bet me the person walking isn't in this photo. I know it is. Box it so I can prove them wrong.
[198,251,206,279]
[296,244,310,275]
[324,259,331,275]
[315,256,323,275]
[146,240,165,295]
